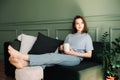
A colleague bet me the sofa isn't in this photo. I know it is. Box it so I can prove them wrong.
[4,33,104,80]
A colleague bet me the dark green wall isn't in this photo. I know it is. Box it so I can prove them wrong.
[0,0,83,23]
[0,0,120,23]
[0,0,120,61]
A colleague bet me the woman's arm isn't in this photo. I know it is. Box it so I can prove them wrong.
[64,48,92,58]
[73,51,92,58]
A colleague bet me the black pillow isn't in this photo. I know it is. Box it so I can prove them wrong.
[28,32,63,54]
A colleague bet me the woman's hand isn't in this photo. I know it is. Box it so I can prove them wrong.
[59,45,76,56]
[59,44,64,51]
[64,48,75,55]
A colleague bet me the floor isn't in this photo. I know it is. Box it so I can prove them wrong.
[0,61,15,80]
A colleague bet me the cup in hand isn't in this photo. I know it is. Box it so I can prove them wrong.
[64,43,70,52]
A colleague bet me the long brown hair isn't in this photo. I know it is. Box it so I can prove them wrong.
[72,15,88,33]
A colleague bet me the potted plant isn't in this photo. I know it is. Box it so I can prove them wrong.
[101,32,120,80]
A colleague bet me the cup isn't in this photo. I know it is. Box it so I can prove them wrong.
[64,43,70,52]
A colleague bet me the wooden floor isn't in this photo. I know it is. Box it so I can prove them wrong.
[0,61,15,80]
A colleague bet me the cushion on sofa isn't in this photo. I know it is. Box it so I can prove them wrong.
[15,66,43,80]
[18,34,37,54]
[28,32,63,54]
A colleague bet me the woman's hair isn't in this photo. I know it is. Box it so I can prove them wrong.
[72,15,88,33]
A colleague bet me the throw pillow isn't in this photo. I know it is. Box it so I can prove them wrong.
[19,34,37,54]
[17,34,22,41]
[28,32,63,54]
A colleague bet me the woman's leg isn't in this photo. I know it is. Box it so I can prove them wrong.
[8,45,29,61]
[29,53,81,66]
[8,45,81,68]
[8,45,29,69]
[9,56,28,69]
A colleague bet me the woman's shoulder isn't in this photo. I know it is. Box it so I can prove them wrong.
[84,33,92,40]
[78,33,89,36]
[67,33,73,36]
[84,33,90,36]
[81,33,91,39]
[67,33,91,37]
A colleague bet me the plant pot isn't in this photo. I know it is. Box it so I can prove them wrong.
[106,76,117,80]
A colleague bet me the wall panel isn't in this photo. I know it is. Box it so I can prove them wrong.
[110,27,120,42]
[88,27,99,41]
[0,29,17,60]
[21,28,49,36]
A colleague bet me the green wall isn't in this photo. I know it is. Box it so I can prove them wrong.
[0,0,120,23]
[0,0,83,23]
[0,0,120,61]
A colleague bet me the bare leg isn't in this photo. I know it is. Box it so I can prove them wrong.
[8,45,29,61]
[8,45,29,69]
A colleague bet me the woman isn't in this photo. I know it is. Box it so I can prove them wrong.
[8,15,94,69]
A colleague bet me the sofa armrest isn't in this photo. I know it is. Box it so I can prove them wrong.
[4,39,21,78]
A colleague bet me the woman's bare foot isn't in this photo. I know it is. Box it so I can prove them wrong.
[9,56,28,69]
[8,45,29,61]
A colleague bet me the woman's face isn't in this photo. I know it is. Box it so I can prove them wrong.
[75,18,84,33]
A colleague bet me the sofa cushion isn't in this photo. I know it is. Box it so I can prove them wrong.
[18,34,37,54]
[15,66,43,80]
[28,32,63,54]
[44,65,79,80]
[62,58,100,71]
